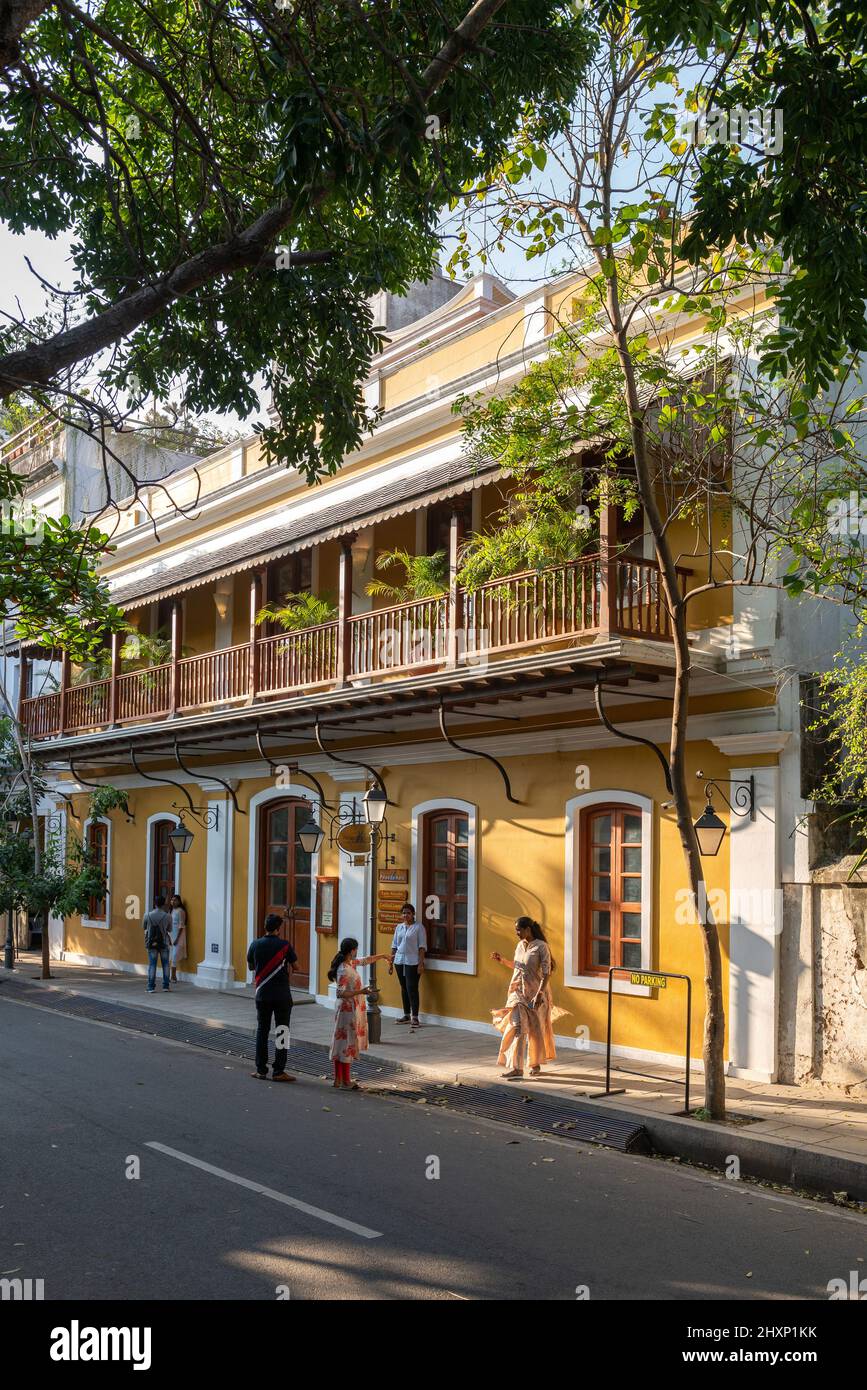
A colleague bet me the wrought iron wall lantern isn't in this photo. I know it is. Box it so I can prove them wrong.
[693,771,755,857]
[296,789,395,867]
[168,803,220,853]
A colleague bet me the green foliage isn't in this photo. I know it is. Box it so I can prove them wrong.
[0,511,123,662]
[255,592,338,632]
[611,0,867,389]
[0,719,105,921]
[367,549,448,603]
[1,1,595,481]
[458,495,595,588]
[73,626,180,683]
[88,786,131,821]
[810,651,867,876]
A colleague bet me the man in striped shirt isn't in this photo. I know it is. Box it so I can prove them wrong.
[247,912,298,1083]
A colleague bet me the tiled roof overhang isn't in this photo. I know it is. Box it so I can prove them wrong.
[109,456,501,610]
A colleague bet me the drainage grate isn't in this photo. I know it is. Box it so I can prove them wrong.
[365,1081,650,1153]
[1,980,648,1151]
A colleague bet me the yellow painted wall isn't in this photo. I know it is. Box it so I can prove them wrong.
[61,735,757,1064]
[64,788,207,972]
[383,307,526,410]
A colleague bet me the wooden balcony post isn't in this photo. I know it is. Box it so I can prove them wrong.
[447,506,465,668]
[108,630,121,726]
[597,501,619,635]
[17,651,29,725]
[336,536,355,685]
[169,600,182,716]
[247,573,260,702]
[59,648,70,735]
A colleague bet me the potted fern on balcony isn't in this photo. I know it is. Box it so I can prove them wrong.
[366,549,449,669]
[256,591,338,688]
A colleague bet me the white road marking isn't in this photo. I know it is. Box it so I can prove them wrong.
[145,1142,382,1239]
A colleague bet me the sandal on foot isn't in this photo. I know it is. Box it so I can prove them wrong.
[503,1069,524,1080]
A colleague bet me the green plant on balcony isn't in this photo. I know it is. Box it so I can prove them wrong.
[457,496,599,628]
[73,627,175,684]
[366,549,448,603]
[256,592,338,631]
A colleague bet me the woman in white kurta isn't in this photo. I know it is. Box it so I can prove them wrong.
[491,918,558,1079]
[169,895,187,982]
[328,939,390,1089]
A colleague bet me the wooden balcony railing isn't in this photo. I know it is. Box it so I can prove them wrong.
[350,595,449,677]
[179,644,250,711]
[257,624,338,695]
[19,552,689,740]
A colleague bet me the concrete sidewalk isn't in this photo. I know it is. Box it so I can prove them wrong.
[4,954,867,1200]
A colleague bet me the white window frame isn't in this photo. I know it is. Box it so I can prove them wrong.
[81,815,112,930]
[144,811,181,913]
[564,790,653,995]
[411,797,477,975]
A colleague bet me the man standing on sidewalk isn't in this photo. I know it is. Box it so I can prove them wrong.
[143,895,173,993]
[247,912,297,1083]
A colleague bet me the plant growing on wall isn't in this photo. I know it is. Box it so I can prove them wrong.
[367,549,449,602]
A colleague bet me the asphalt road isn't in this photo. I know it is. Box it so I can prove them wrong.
[1,993,864,1302]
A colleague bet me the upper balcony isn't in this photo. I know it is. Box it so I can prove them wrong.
[20,547,688,744]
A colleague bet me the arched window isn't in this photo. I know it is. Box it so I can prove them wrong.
[580,803,645,974]
[151,818,177,905]
[421,808,470,960]
[83,817,110,926]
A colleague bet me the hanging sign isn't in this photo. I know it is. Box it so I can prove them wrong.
[336,823,372,856]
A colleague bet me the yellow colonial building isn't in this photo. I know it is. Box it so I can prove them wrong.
[18,270,811,1083]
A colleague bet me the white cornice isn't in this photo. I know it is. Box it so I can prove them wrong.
[709,731,791,756]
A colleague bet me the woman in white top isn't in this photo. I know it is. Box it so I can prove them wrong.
[388,903,427,1026]
[169,894,187,983]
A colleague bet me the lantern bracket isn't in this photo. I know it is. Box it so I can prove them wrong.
[695,771,755,821]
[170,802,219,832]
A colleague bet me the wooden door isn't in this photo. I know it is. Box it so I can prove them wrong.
[258,799,315,987]
[152,819,177,905]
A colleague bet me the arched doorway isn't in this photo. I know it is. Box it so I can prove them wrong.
[257,798,315,988]
[151,818,177,906]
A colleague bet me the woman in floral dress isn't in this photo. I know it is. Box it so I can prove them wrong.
[490,917,561,1079]
[328,938,390,1089]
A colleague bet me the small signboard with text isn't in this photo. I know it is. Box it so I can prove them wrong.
[377,868,409,934]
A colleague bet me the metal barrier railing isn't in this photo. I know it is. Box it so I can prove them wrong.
[604,966,693,1115]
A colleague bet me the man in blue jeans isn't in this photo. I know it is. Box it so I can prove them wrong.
[247,911,297,1082]
[143,895,173,992]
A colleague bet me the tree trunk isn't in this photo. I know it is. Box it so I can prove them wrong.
[606,277,726,1119]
